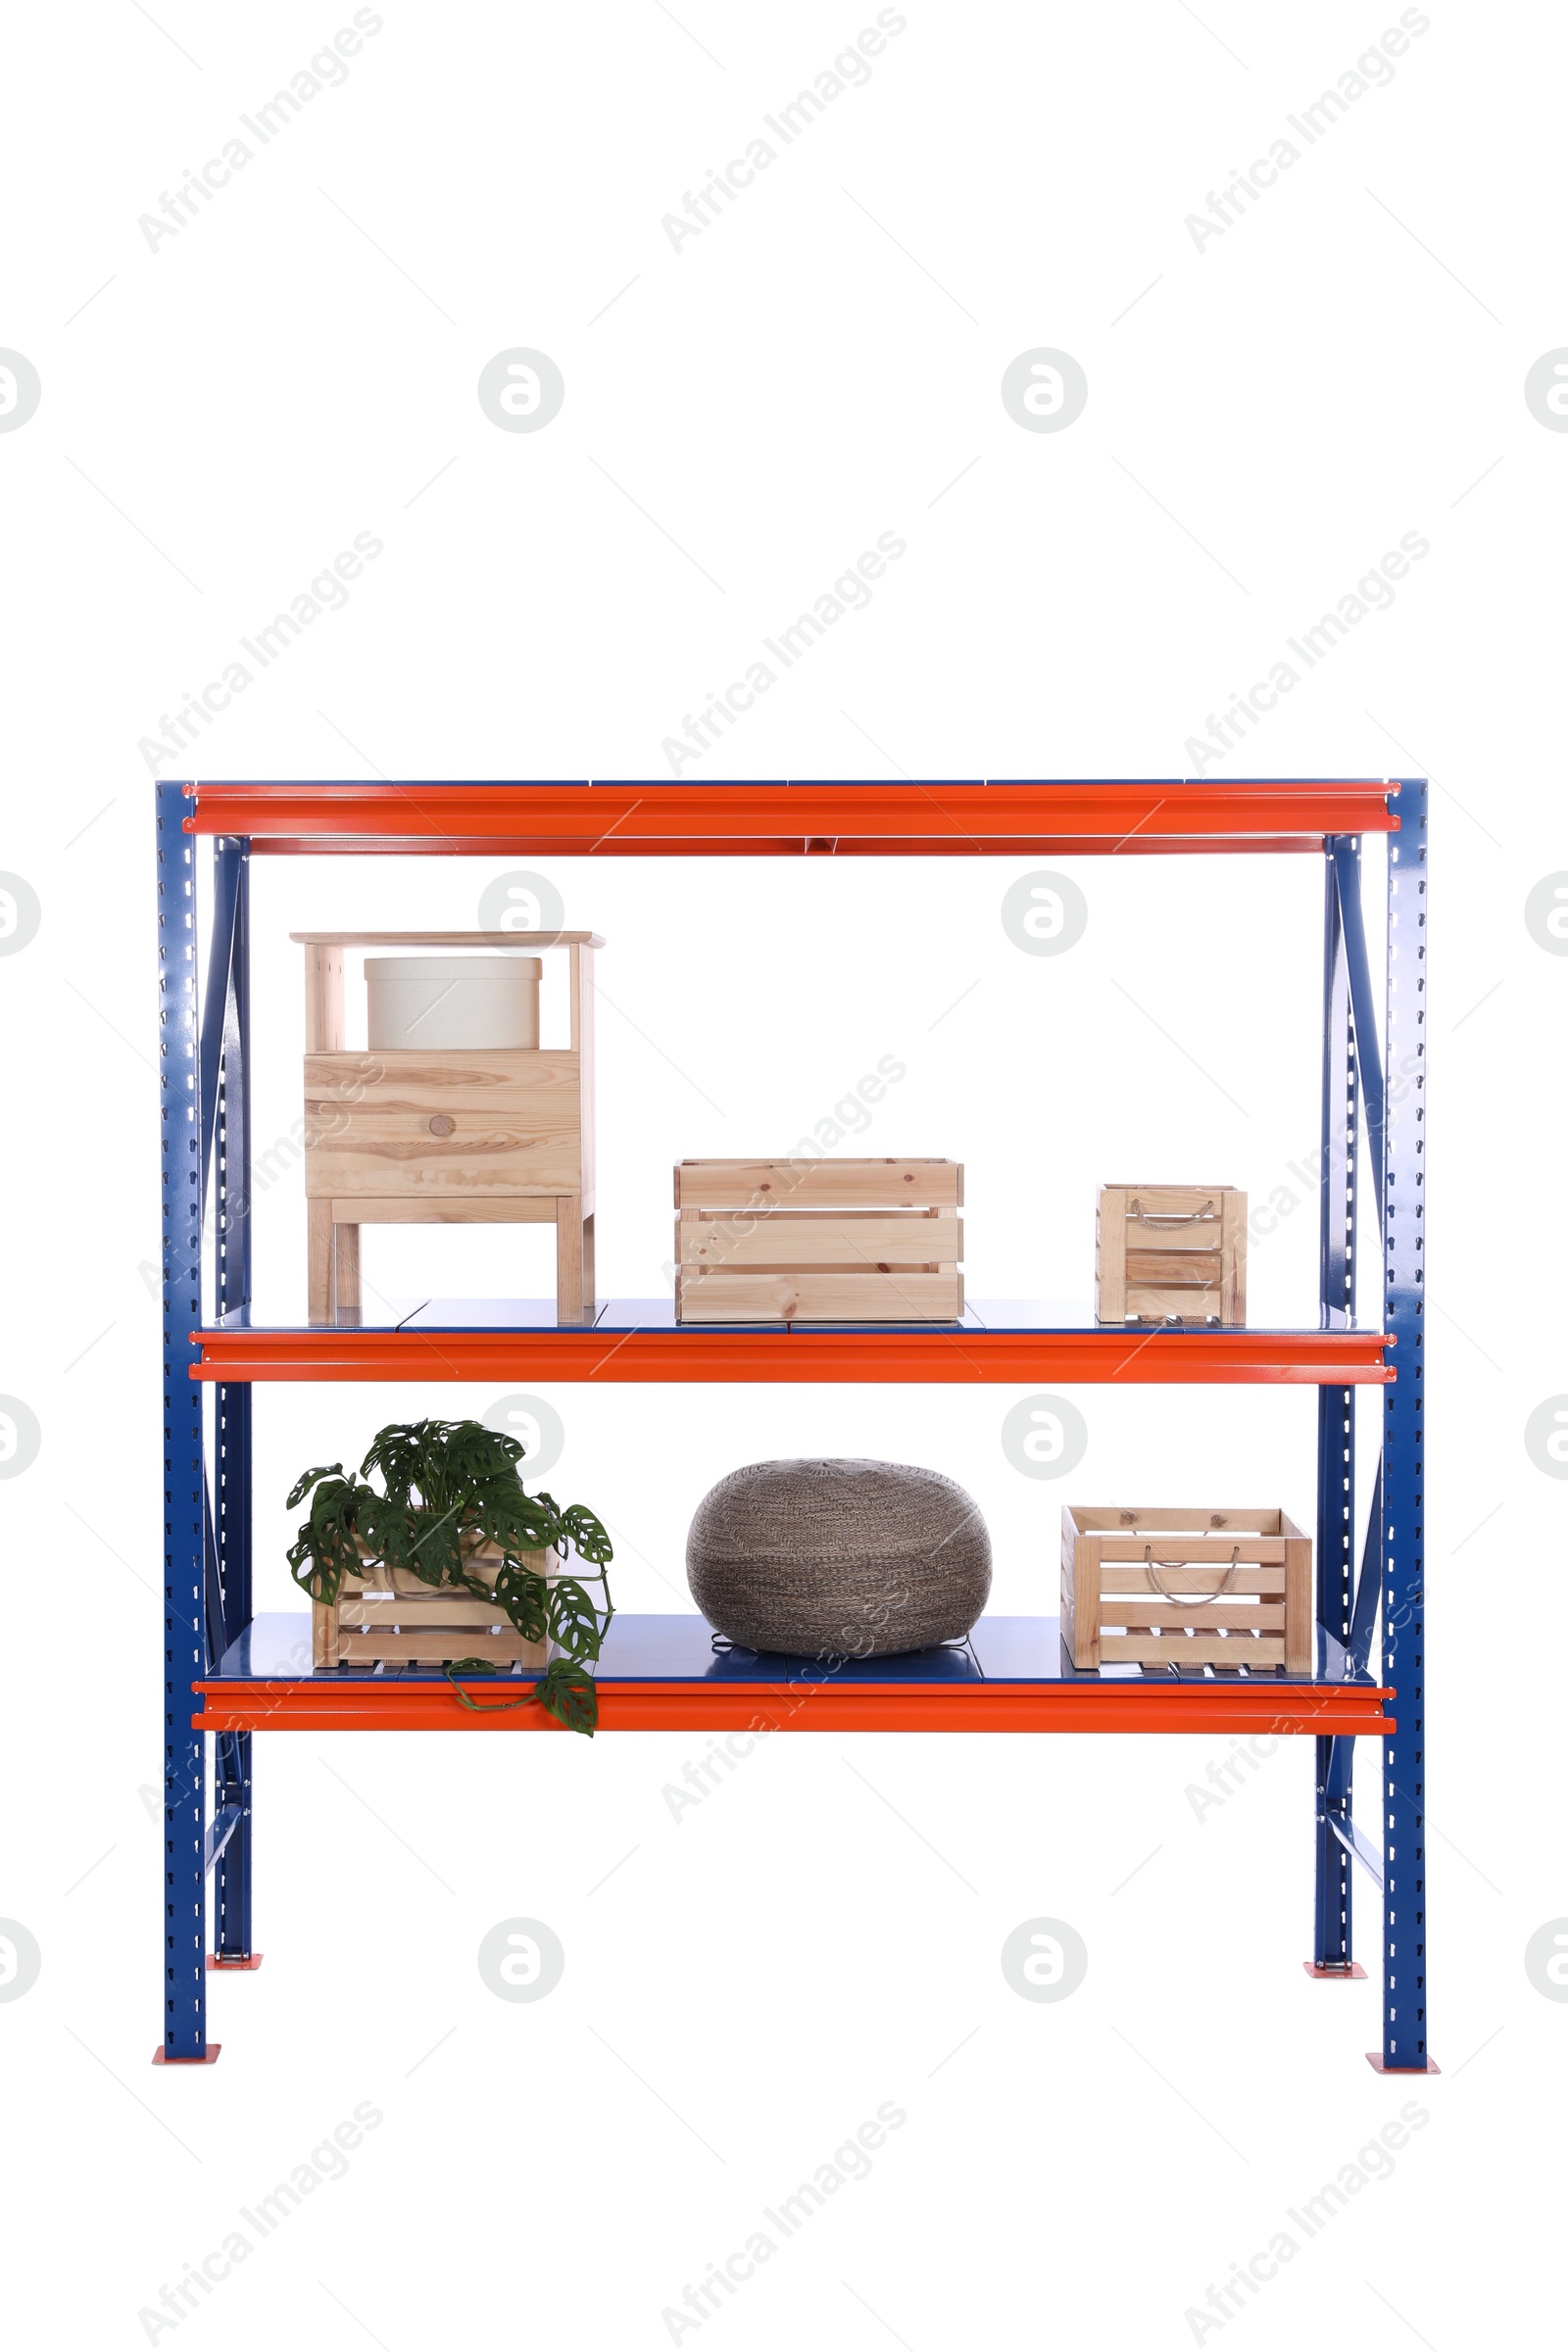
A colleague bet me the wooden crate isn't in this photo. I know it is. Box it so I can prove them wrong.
[674,1158,962,1323]
[313,1543,556,1670]
[1060,1506,1311,1673]
[1096,1185,1247,1324]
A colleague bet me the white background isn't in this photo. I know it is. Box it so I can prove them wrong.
[1,3,1564,2346]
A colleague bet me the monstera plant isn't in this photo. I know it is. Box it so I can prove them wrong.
[285,1417,613,1734]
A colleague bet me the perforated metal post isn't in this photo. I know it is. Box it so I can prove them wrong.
[212,841,255,1965]
[1380,780,1429,2069]
[158,783,209,2058]
[1313,840,1359,1971]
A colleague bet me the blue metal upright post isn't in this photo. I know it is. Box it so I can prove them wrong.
[1378,779,1431,2071]
[212,841,256,1967]
[157,784,213,2060]
[1312,839,1360,1972]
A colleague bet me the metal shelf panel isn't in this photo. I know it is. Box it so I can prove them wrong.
[182,778,1397,855]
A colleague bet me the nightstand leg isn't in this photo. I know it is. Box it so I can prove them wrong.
[334,1223,362,1323]
[308,1200,334,1322]
[556,1198,584,1323]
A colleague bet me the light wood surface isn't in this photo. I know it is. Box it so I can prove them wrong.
[1099,1634,1288,1665]
[675,1158,962,1209]
[570,943,596,1194]
[332,1220,362,1320]
[304,944,345,1054]
[1067,1507,1288,1532]
[678,1214,961,1268]
[329,1195,565,1224]
[307,1199,334,1324]
[290,931,605,947]
[303,1051,583,1198]
[556,1196,585,1323]
[676,1270,962,1322]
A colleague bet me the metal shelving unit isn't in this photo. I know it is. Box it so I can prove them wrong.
[157,779,1429,2071]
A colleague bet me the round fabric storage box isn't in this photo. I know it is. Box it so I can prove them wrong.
[366,955,541,1051]
[686,1457,992,1658]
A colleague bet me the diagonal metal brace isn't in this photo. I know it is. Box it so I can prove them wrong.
[1330,839,1386,1232]
[1348,1455,1384,1674]
[1328,1813,1385,1890]
[204,1805,242,1876]
[198,841,243,1205]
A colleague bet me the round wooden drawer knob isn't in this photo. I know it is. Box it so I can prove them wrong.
[428,1114,455,1136]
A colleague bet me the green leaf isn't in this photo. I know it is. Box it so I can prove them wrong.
[555,1503,613,1567]
[410,1505,465,1587]
[471,1476,559,1555]
[536,1658,599,1735]
[286,1462,344,1512]
[493,1560,549,1644]
[548,1575,610,1663]
[285,1470,369,1602]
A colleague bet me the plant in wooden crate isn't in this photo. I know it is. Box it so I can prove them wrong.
[285,1418,613,1733]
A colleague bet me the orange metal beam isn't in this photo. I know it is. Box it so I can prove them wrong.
[191,1325,1393,1386]
[183,780,1396,854]
[193,1677,1393,1736]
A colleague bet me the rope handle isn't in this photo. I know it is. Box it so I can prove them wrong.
[1128,1196,1216,1229]
[1143,1544,1242,1608]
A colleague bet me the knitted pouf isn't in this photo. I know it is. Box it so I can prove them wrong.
[686,1457,992,1658]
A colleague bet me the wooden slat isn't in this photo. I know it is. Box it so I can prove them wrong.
[1125,1249,1222,1286]
[1094,1567,1286,1596]
[339,1594,522,1626]
[305,1050,581,1102]
[675,1158,961,1210]
[1096,1602,1287,1630]
[678,1215,962,1268]
[1097,1537,1288,1565]
[330,1196,561,1223]
[290,931,604,946]
[1112,1186,1235,1216]
[1095,1188,1127,1324]
[1283,1524,1312,1676]
[1120,1223,1220,1255]
[1221,1191,1249,1325]
[1067,1507,1285,1534]
[676,1269,961,1322]
[1100,1634,1286,1664]
[333,1629,548,1663]
[1122,1289,1226,1321]
[1065,1524,1101,1669]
